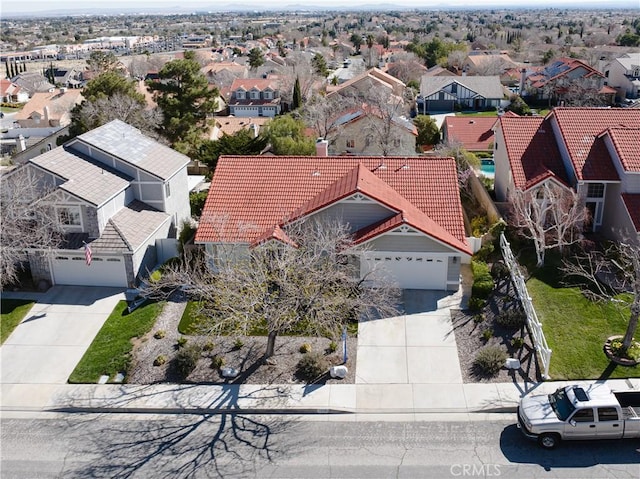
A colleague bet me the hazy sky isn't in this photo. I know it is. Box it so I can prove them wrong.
[3,0,628,15]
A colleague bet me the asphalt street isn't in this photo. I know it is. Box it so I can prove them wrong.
[2,413,639,478]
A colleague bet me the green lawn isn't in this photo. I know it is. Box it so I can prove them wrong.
[527,276,640,380]
[68,300,163,383]
[1,299,34,344]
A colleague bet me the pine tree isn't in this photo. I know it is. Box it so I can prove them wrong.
[292,76,302,110]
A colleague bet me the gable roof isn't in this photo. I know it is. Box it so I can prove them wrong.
[621,194,640,233]
[499,115,569,190]
[551,107,640,181]
[327,67,406,97]
[72,120,190,181]
[229,78,279,92]
[196,156,469,254]
[442,116,497,151]
[420,75,504,99]
[331,105,417,135]
[14,88,83,122]
[29,146,130,207]
[600,127,640,173]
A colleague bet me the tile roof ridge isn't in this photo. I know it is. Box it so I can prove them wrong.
[107,217,133,251]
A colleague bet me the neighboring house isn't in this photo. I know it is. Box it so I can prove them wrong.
[20,120,191,288]
[462,51,519,78]
[417,75,505,113]
[210,115,269,141]
[13,88,83,128]
[602,52,640,101]
[520,57,615,105]
[494,108,640,241]
[201,61,248,86]
[195,155,471,291]
[0,79,29,103]
[326,67,407,99]
[10,71,55,97]
[441,116,497,153]
[328,105,417,156]
[423,65,457,77]
[228,78,281,117]
[51,67,83,88]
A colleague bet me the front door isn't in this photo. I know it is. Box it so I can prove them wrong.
[565,408,596,439]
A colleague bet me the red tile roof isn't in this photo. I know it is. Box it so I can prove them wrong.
[196,156,470,254]
[622,194,640,232]
[602,127,640,173]
[499,116,569,190]
[551,107,640,181]
[229,78,279,92]
[442,116,497,151]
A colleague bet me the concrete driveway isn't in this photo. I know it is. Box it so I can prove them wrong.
[1,286,124,408]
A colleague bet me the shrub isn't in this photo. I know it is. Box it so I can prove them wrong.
[153,330,166,339]
[328,340,338,353]
[471,260,494,299]
[296,351,328,381]
[299,343,311,354]
[473,242,495,262]
[189,190,208,218]
[490,261,509,281]
[470,216,489,237]
[497,310,526,330]
[175,344,201,378]
[210,354,225,369]
[473,314,485,324]
[481,328,494,341]
[511,337,525,349]
[468,296,486,312]
[176,336,188,349]
[611,339,640,361]
[153,355,166,366]
[203,341,215,352]
[233,338,244,350]
[474,346,507,376]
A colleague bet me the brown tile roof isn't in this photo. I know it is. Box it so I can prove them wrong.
[442,116,497,151]
[499,116,569,190]
[601,127,640,173]
[14,88,83,122]
[214,116,269,137]
[195,156,470,255]
[551,107,640,181]
[621,194,640,232]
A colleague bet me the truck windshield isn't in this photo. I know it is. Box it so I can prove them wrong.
[549,388,575,421]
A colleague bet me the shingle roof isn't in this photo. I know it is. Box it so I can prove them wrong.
[74,120,190,181]
[602,127,640,173]
[442,116,497,151]
[551,108,640,181]
[195,156,469,254]
[499,116,569,190]
[621,194,640,233]
[29,146,130,206]
[420,75,504,99]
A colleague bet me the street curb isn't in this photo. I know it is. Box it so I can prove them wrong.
[47,407,355,415]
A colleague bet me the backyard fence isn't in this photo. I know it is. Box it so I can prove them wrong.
[499,233,552,379]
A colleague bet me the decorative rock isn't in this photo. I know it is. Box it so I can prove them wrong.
[98,375,109,384]
[330,365,348,379]
[221,367,239,378]
[505,358,521,370]
[114,372,125,383]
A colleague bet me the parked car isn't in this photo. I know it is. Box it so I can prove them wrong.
[517,384,640,449]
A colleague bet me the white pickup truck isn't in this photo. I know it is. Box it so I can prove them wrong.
[517,383,640,449]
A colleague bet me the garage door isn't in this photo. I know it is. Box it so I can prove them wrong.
[52,255,128,287]
[361,253,448,290]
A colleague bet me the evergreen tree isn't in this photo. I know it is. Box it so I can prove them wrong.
[248,47,265,70]
[292,77,302,110]
[261,115,315,155]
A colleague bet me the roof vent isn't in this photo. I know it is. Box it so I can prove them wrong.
[469,120,475,124]
[312,170,321,177]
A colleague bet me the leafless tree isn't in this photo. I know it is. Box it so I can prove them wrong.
[301,93,356,143]
[356,87,410,156]
[562,239,640,352]
[509,182,588,267]
[386,56,427,84]
[143,219,400,359]
[0,167,64,288]
[432,140,480,192]
[446,50,467,71]
[75,93,164,141]
[275,52,319,106]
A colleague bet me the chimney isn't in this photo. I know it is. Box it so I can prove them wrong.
[43,105,50,123]
[249,123,259,138]
[519,68,526,95]
[17,134,26,152]
[315,138,328,157]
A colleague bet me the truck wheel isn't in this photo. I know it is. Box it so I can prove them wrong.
[537,433,559,449]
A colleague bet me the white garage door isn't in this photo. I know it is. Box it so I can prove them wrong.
[52,255,128,287]
[361,252,448,290]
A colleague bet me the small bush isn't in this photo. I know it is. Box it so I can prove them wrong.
[176,336,188,349]
[328,340,338,353]
[299,343,311,354]
[153,355,166,366]
[611,339,640,361]
[233,338,244,350]
[471,260,494,299]
[473,242,495,262]
[470,216,489,237]
[175,344,201,378]
[210,355,225,369]
[189,190,209,218]
[468,296,486,312]
[481,328,494,341]
[474,346,507,376]
[296,351,328,381]
[203,341,215,352]
[511,337,525,349]
[153,330,166,339]
[490,261,509,281]
[497,310,526,330]
[473,314,485,324]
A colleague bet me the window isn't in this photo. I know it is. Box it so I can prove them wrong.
[250,90,259,99]
[236,90,245,99]
[571,408,594,422]
[346,139,355,148]
[598,408,619,421]
[587,183,604,198]
[393,138,401,148]
[165,182,171,198]
[57,206,81,227]
[263,91,272,100]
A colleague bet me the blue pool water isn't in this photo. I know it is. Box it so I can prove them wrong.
[479,159,495,176]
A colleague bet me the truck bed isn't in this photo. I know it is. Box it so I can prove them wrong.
[615,392,640,418]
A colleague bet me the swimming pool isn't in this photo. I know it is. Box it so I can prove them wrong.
[479,159,495,177]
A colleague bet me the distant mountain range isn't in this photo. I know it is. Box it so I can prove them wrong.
[3,1,639,17]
